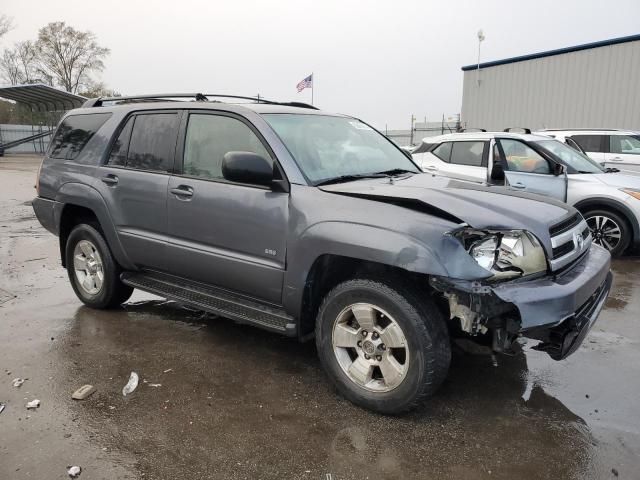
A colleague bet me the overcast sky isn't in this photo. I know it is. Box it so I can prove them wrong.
[2,0,640,128]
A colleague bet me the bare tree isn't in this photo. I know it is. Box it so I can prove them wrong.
[78,80,121,98]
[0,41,39,85]
[35,22,110,93]
[0,47,20,84]
[0,14,13,40]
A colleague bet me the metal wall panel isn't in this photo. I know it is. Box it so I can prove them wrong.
[461,40,640,131]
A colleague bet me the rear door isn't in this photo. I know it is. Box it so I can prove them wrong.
[98,111,180,271]
[497,138,567,201]
[165,111,288,304]
[605,134,640,174]
[446,140,489,182]
[570,134,606,164]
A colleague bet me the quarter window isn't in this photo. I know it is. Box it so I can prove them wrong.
[450,141,486,167]
[182,114,271,180]
[49,113,111,160]
[499,139,550,174]
[126,113,179,172]
[571,135,605,153]
[610,135,640,155]
[431,142,452,162]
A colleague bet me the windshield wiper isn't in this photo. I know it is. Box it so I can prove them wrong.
[315,173,389,186]
[578,170,595,174]
[373,168,417,176]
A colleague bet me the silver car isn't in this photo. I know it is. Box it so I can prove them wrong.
[412,131,640,256]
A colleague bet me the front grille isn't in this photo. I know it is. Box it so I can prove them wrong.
[548,214,592,271]
[549,213,582,237]
[552,240,575,259]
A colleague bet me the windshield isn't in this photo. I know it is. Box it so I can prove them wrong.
[263,114,420,184]
[534,139,604,174]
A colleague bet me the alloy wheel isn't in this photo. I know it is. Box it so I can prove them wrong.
[332,303,409,392]
[586,215,622,252]
[73,239,104,295]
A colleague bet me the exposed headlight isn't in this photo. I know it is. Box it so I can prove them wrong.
[621,188,640,201]
[455,229,547,280]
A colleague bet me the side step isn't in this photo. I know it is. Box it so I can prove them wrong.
[121,271,296,335]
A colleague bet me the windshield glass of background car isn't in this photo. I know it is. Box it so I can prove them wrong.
[263,114,419,183]
[535,139,604,173]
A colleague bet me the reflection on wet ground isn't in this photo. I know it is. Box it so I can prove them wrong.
[52,301,597,479]
[1,156,639,479]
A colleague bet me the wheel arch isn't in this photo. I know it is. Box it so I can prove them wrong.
[293,254,435,340]
[56,183,134,270]
[574,197,639,245]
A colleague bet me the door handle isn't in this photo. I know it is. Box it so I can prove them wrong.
[101,174,118,186]
[511,182,526,189]
[611,157,623,161]
[424,166,438,171]
[170,186,194,198]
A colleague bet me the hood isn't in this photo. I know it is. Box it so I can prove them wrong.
[589,172,640,189]
[319,173,574,252]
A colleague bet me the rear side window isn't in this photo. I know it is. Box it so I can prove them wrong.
[610,135,640,155]
[571,135,605,153]
[107,116,134,167]
[106,113,179,172]
[450,141,486,167]
[49,113,112,160]
[182,114,271,180]
[431,142,452,162]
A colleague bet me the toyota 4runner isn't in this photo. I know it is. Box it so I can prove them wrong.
[33,94,612,414]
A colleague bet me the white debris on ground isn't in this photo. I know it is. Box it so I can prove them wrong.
[67,465,82,478]
[12,378,25,387]
[122,372,139,396]
[71,385,96,400]
[26,399,40,409]
[148,384,162,388]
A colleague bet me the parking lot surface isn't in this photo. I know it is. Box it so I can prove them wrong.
[1,155,639,479]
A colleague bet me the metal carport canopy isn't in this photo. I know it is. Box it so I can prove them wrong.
[0,84,86,112]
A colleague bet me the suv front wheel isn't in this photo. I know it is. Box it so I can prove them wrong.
[315,278,451,414]
[583,209,630,257]
[66,223,133,309]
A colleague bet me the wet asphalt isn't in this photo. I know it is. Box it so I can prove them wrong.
[1,155,639,480]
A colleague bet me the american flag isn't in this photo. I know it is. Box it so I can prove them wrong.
[296,74,313,92]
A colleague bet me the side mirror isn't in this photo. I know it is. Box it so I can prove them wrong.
[222,151,273,186]
[490,161,505,183]
[553,163,566,176]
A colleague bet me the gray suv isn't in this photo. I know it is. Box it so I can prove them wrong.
[33,94,612,414]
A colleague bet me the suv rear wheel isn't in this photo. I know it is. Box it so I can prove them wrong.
[66,224,133,308]
[315,278,450,414]
[583,209,630,257]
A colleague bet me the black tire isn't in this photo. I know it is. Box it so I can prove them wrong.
[582,209,631,257]
[315,277,451,414]
[65,223,133,309]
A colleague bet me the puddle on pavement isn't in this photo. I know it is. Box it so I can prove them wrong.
[49,299,599,479]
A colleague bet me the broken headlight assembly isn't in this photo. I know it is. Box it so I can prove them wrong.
[455,229,548,281]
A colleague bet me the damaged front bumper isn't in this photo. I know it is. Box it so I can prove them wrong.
[432,244,612,360]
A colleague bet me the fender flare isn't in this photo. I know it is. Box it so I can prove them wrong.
[55,182,135,270]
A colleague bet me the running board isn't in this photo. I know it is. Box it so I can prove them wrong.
[121,271,296,335]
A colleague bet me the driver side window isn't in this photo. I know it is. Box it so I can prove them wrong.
[499,139,550,174]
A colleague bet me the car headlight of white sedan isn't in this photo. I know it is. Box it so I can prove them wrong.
[454,229,548,280]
